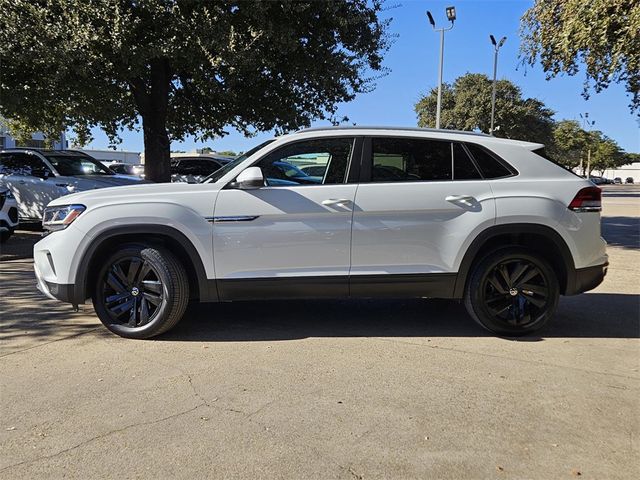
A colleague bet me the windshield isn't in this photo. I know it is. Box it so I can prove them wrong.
[203,139,275,183]
[45,154,114,176]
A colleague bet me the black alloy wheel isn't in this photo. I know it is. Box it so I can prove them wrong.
[101,256,163,328]
[481,258,549,328]
[93,245,189,339]
[464,248,559,335]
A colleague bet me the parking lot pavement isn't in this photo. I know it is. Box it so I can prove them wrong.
[1,188,638,479]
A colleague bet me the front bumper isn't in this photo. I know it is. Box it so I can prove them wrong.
[565,261,608,296]
[34,252,78,304]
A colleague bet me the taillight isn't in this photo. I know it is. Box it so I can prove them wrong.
[568,186,601,212]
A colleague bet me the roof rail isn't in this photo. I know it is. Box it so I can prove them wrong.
[294,125,489,137]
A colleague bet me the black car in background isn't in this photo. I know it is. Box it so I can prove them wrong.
[170,155,233,183]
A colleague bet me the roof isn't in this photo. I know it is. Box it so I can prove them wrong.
[294,126,489,137]
[0,148,92,157]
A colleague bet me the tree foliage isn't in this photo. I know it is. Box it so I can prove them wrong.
[520,0,640,115]
[0,0,390,181]
[414,73,555,144]
[549,120,632,175]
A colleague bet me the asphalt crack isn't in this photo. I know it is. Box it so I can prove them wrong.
[0,403,205,473]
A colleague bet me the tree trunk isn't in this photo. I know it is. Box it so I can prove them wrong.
[131,59,172,183]
[142,113,171,182]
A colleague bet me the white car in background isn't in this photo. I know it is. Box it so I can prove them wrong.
[0,149,146,221]
[33,127,608,339]
[0,186,19,243]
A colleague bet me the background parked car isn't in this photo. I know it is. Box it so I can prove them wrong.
[107,162,146,178]
[170,154,232,183]
[588,176,609,185]
[613,177,622,184]
[0,149,146,220]
[625,177,634,184]
[0,186,19,243]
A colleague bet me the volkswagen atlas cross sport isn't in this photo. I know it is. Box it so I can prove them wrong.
[33,127,608,339]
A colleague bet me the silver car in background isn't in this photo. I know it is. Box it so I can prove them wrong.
[0,149,146,221]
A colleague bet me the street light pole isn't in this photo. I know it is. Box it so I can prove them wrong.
[427,7,456,129]
[579,112,596,179]
[489,35,506,135]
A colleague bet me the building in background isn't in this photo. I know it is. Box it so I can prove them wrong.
[77,149,141,164]
[602,163,640,183]
[0,123,67,150]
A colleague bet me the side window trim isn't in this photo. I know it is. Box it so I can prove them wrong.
[346,136,363,184]
[458,142,485,180]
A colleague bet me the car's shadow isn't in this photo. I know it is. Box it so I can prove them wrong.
[160,293,640,342]
[601,216,640,249]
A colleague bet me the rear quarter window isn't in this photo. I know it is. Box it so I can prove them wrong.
[465,143,516,179]
[531,147,582,177]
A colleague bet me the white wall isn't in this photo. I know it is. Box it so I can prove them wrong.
[79,149,141,164]
[602,162,640,183]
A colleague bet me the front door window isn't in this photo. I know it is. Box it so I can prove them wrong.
[255,138,354,186]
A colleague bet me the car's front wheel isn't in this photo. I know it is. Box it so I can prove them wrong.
[92,244,189,339]
[464,248,559,336]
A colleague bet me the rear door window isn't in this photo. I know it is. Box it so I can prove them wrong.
[371,137,451,182]
[367,138,483,182]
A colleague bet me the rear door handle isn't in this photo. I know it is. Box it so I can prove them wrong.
[446,195,476,205]
[322,198,351,206]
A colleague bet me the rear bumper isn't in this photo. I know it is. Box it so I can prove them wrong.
[565,262,608,296]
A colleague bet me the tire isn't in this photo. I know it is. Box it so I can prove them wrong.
[464,248,559,336]
[92,244,189,339]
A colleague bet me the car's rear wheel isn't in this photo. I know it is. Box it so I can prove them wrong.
[464,248,559,336]
[92,245,189,339]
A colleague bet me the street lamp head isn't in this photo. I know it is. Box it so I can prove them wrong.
[446,6,456,22]
[498,36,507,47]
[426,10,436,28]
[490,34,497,46]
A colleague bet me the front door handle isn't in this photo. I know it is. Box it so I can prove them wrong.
[322,198,351,206]
[446,195,476,206]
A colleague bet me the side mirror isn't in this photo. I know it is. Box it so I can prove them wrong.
[233,166,264,189]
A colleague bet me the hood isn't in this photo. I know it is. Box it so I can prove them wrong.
[48,179,223,207]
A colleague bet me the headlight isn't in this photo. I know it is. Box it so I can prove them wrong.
[42,204,86,232]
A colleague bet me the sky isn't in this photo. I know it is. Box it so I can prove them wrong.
[83,0,639,154]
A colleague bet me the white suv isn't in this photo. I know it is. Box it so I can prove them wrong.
[33,127,608,338]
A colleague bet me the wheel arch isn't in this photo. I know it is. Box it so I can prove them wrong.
[74,225,217,305]
[453,223,577,298]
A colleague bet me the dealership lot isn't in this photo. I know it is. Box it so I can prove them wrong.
[1,186,638,479]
